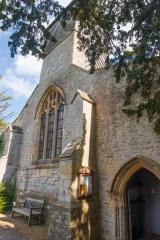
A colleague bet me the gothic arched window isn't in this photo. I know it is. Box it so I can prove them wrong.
[37,89,64,160]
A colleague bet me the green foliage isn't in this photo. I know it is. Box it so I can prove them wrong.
[0,77,14,134]
[70,0,160,134]
[0,78,14,156]
[0,182,6,212]
[0,0,62,58]
[0,91,13,132]
[0,0,160,133]
[0,181,16,213]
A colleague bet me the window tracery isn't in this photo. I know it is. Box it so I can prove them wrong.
[37,89,64,160]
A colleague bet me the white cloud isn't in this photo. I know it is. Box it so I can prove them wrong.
[0,68,37,98]
[14,54,42,77]
[0,54,42,99]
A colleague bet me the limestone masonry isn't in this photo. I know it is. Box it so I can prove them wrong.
[1,20,160,240]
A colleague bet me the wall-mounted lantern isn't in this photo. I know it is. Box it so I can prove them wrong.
[78,167,94,198]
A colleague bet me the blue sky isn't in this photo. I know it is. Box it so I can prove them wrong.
[0,0,71,124]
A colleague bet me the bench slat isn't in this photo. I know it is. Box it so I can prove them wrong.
[11,197,45,226]
[12,207,41,215]
[26,197,44,204]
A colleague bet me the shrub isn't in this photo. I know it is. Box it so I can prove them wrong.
[0,181,16,212]
[0,182,6,213]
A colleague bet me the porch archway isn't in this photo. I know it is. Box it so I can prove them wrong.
[111,157,160,197]
[110,157,160,240]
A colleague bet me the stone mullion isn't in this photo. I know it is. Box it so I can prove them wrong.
[43,99,50,159]
[52,92,58,158]
[34,119,41,161]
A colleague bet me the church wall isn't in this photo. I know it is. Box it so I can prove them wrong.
[13,35,75,214]
[89,69,160,239]
[14,32,96,220]
[13,33,100,237]
[12,29,160,239]
[46,57,160,238]
[39,32,74,86]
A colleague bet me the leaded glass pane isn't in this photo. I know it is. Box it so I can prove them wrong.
[58,110,63,120]
[46,108,54,158]
[58,119,63,128]
[56,148,61,157]
[58,93,61,103]
[37,89,64,160]
[38,113,46,160]
[55,105,64,157]
[57,129,62,138]
[56,139,62,148]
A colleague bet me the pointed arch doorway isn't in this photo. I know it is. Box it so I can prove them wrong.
[111,158,160,240]
[126,168,160,239]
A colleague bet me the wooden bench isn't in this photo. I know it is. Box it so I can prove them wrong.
[11,197,45,226]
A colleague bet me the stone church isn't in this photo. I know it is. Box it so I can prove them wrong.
[1,17,160,240]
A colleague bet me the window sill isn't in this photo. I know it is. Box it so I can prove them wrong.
[32,158,59,165]
[19,161,59,171]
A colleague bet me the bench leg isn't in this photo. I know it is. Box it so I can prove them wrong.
[39,215,42,225]
[21,214,23,218]
[11,210,14,218]
[28,214,31,226]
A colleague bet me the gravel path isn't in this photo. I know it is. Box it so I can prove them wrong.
[0,213,48,240]
[0,225,26,240]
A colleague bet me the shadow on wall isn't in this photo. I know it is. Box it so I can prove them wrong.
[71,199,101,240]
[71,107,100,240]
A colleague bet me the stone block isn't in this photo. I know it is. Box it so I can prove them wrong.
[60,165,71,178]
[39,169,48,177]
